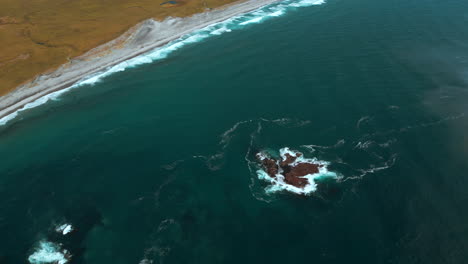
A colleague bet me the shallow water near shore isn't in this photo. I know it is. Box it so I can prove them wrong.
[2,0,468,263]
[0,0,323,127]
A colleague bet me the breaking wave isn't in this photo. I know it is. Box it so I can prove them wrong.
[0,0,326,127]
[256,147,338,195]
[55,223,73,235]
[28,241,69,264]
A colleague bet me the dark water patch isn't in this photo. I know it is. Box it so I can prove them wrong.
[160,1,177,5]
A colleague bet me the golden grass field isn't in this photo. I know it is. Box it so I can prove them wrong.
[0,0,236,96]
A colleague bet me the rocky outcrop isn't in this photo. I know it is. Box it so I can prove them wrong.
[257,150,322,188]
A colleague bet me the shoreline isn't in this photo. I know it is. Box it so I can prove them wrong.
[0,0,324,125]
[0,0,282,123]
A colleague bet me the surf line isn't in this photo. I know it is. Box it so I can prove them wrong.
[0,0,326,126]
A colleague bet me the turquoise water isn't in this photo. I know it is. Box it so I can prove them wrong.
[2,0,468,263]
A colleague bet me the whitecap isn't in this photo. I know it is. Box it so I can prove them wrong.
[28,241,69,264]
[0,111,18,126]
[291,0,326,7]
[239,16,264,25]
[210,27,232,35]
[55,224,73,235]
[0,85,77,126]
[354,140,374,150]
[269,10,285,17]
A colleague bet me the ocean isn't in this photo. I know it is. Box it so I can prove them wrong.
[1,0,468,263]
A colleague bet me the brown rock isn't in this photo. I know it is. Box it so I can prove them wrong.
[257,149,321,188]
[262,158,279,178]
[283,163,319,188]
[280,153,298,167]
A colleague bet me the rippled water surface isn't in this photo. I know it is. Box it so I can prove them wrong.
[2,0,468,263]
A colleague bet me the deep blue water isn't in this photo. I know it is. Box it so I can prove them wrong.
[2,0,468,263]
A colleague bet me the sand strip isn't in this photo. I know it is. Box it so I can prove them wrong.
[0,0,280,122]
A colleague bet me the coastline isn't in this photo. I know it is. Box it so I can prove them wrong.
[0,0,323,125]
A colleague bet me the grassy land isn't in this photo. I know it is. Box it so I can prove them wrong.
[0,0,236,96]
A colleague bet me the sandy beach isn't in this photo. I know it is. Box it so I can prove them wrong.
[0,0,280,123]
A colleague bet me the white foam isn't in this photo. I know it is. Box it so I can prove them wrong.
[240,16,264,25]
[28,241,69,264]
[0,85,78,126]
[55,224,73,235]
[0,111,18,126]
[257,148,337,195]
[256,152,269,161]
[279,147,329,167]
[354,141,374,150]
[291,0,326,7]
[0,0,327,127]
[269,10,286,17]
[210,26,232,35]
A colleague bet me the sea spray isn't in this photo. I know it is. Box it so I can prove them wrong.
[55,224,73,235]
[0,0,326,127]
[256,147,338,195]
[27,241,69,264]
